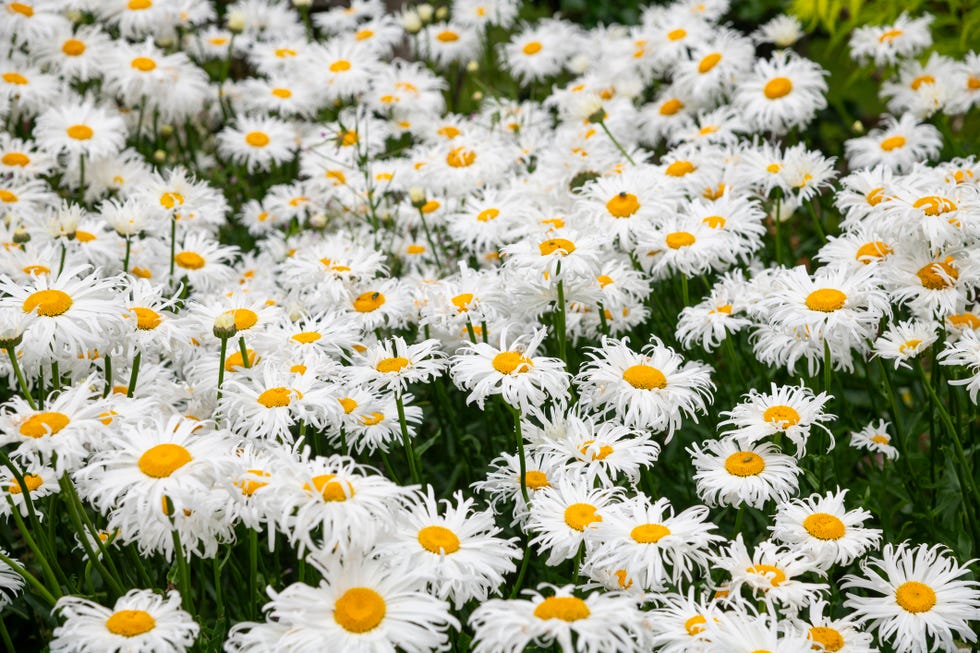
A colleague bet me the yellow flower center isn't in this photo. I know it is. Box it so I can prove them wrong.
[747,563,786,586]
[305,474,354,501]
[724,452,765,476]
[763,77,793,99]
[1,152,29,166]
[698,52,722,73]
[334,587,385,633]
[522,41,542,55]
[913,195,956,216]
[564,502,601,531]
[338,397,357,414]
[417,525,460,554]
[899,339,922,355]
[968,76,980,90]
[376,357,409,373]
[808,626,844,652]
[866,187,885,206]
[19,412,71,438]
[129,307,161,330]
[174,251,205,270]
[353,291,385,312]
[420,199,439,213]
[236,469,270,496]
[7,2,33,16]
[138,443,192,478]
[878,28,902,43]
[667,28,686,40]
[665,231,696,249]
[451,292,474,312]
[855,241,892,263]
[871,434,890,445]
[711,304,733,315]
[685,615,708,636]
[660,98,683,115]
[271,87,291,99]
[339,130,358,146]
[665,160,695,177]
[406,244,425,255]
[538,238,576,256]
[0,189,17,203]
[152,194,183,214]
[702,215,725,228]
[917,262,958,290]
[355,28,373,40]
[130,57,156,71]
[327,59,351,74]
[67,124,93,140]
[802,512,846,541]
[224,349,257,372]
[2,72,27,85]
[446,146,476,168]
[534,596,591,621]
[763,404,801,428]
[23,289,72,317]
[492,351,533,374]
[257,387,292,408]
[606,192,640,218]
[524,470,549,489]
[910,74,935,90]
[231,308,257,330]
[948,313,980,329]
[578,439,613,460]
[895,581,936,613]
[62,39,86,56]
[622,364,667,390]
[630,523,671,543]
[105,610,156,637]
[805,288,847,312]
[476,208,498,222]
[880,135,906,151]
[291,331,321,344]
[274,48,296,58]
[245,131,270,147]
[128,0,151,8]
[436,30,459,42]
[8,473,43,495]
[360,412,384,425]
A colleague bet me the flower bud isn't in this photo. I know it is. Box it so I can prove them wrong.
[227,10,246,33]
[416,3,433,22]
[213,312,238,339]
[408,187,427,209]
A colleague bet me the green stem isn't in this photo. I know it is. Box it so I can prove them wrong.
[103,354,112,397]
[395,393,421,485]
[0,616,15,652]
[169,216,177,283]
[509,540,530,599]
[122,236,131,274]
[238,336,251,368]
[248,529,259,620]
[4,346,36,410]
[465,319,478,344]
[508,405,529,504]
[58,475,123,596]
[216,337,228,403]
[5,493,63,598]
[171,525,192,612]
[597,120,635,165]
[77,154,85,205]
[417,210,443,269]
[0,551,55,607]
[555,278,568,364]
[57,241,67,277]
[60,475,123,584]
[127,351,141,397]
[597,303,610,336]
[680,274,689,307]
[806,198,827,243]
[773,190,784,265]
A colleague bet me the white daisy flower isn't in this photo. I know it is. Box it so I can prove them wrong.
[231,552,459,652]
[792,598,878,653]
[575,336,714,439]
[843,542,980,653]
[719,382,835,458]
[34,99,127,162]
[51,589,198,653]
[938,329,980,402]
[646,589,723,653]
[689,438,801,509]
[845,113,943,172]
[216,115,297,173]
[348,336,447,395]
[734,50,829,135]
[850,419,900,461]
[468,583,649,653]
[715,535,829,610]
[770,488,883,569]
[849,13,934,67]
[874,319,939,369]
[375,486,521,609]
[584,494,724,592]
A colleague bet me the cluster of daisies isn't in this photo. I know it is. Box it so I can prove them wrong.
[0,0,979,651]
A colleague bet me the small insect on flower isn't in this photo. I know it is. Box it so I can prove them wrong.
[50,589,199,653]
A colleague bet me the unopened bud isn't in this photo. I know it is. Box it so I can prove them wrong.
[153,149,167,163]
[227,10,246,33]
[587,108,606,125]
[402,10,422,33]
[408,187,427,208]
[160,124,174,137]
[416,3,433,22]
[472,91,483,101]
[435,6,448,20]
[309,213,327,229]
[466,60,479,73]
[12,227,30,244]
[213,312,238,339]
[852,120,864,134]
[293,0,312,7]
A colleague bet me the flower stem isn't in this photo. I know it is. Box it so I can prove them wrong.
[248,529,259,620]
[238,336,251,368]
[508,405,529,504]
[395,393,421,485]
[555,278,568,365]
[103,354,112,397]
[170,519,192,612]
[58,474,124,597]
[0,550,55,607]
[597,120,635,165]
[127,351,141,397]
[122,236,131,274]
[4,346,36,410]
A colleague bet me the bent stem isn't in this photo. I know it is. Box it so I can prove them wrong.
[597,119,635,165]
